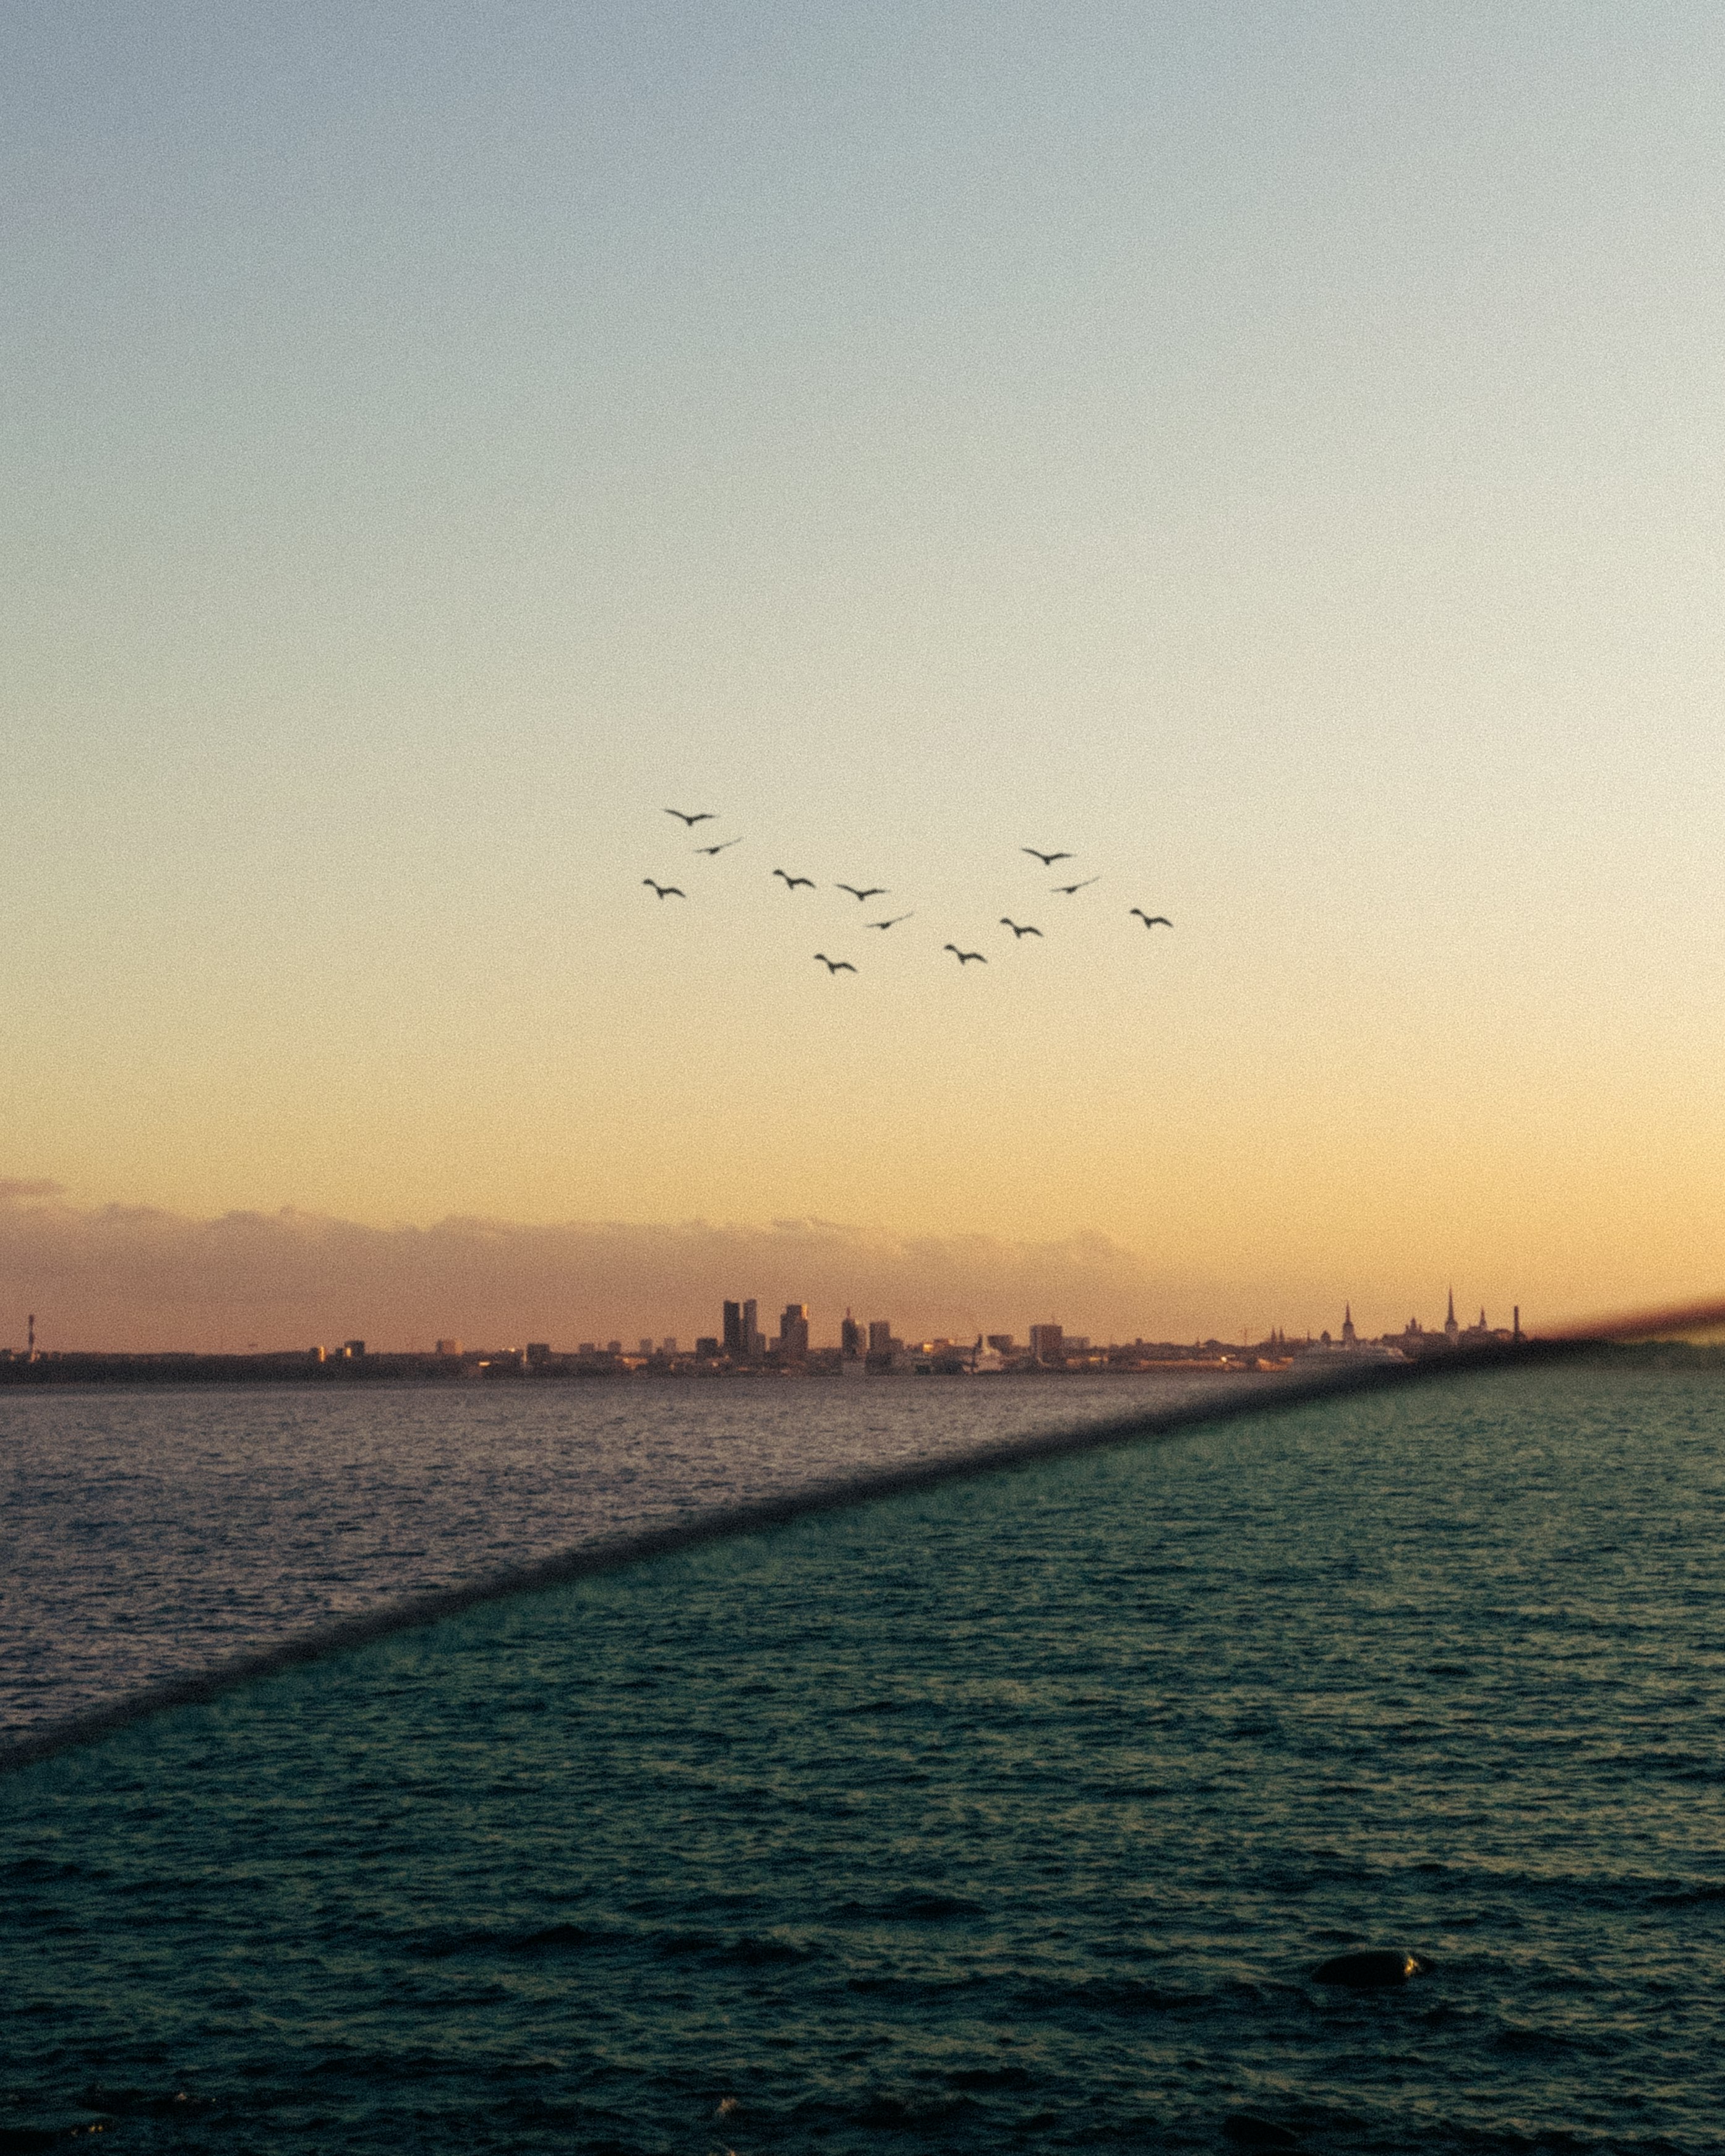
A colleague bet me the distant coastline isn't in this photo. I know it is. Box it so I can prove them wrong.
[3,1338,1715,1388]
[0,1346,1282,1386]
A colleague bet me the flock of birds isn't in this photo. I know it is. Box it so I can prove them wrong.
[644,809,1172,975]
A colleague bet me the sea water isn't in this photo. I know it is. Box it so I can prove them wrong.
[0,1373,1225,1736]
[2,1364,1722,2151]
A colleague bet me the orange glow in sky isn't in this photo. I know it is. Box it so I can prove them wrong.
[3,6,1723,1346]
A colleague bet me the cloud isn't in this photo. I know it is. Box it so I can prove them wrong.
[0,1190,1199,1353]
[0,1179,66,1201]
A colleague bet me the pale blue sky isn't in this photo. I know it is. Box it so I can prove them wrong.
[4,2,1723,1335]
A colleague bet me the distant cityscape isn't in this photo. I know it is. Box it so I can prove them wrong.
[0,1293,1525,1382]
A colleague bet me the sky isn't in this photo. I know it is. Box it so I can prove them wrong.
[4,2,1723,1349]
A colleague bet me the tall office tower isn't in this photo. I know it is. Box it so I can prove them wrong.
[779,1303,810,1359]
[868,1319,892,1356]
[742,1299,760,1358]
[841,1310,864,1358]
[1029,1322,1065,1365]
[723,1301,744,1356]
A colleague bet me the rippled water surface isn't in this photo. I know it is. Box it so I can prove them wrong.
[0,1374,1222,1734]
[4,1364,1723,2152]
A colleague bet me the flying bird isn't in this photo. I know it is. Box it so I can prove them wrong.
[1129,909,1173,928]
[836,884,888,902]
[999,918,1042,938]
[773,869,815,891]
[944,944,987,965]
[867,912,915,930]
[1053,876,1100,894]
[664,808,716,827]
[1022,848,1073,866]
[694,837,742,855]
[643,879,685,899]
[813,954,857,974]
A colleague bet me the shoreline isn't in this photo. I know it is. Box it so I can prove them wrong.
[4,1338,1721,1388]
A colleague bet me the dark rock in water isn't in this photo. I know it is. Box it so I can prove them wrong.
[1314,1948,1424,1988]
[1223,2116,1300,2149]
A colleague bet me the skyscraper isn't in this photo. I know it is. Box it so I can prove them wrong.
[778,1303,810,1359]
[723,1301,743,1357]
[841,1310,863,1358]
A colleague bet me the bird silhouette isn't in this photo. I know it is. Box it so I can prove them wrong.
[665,808,716,826]
[944,944,987,965]
[836,884,888,902]
[813,954,857,974]
[1053,876,1100,894]
[694,837,742,855]
[867,912,915,930]
[999,918,1042,938]
[773,869,815,891]
[1022,848,1072,866]
[643,879,685,899]
[1129,909,1173,928]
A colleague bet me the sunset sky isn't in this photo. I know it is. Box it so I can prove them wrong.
[4,4,1723,1348]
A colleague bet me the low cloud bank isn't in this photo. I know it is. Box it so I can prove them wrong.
[0,1187,1201,1354]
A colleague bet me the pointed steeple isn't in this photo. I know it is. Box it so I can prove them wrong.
[1444,1288,1459,1343]
[1342,1303,1356,1345]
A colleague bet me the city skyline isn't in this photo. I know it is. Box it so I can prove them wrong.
[0,1295,1531,1372]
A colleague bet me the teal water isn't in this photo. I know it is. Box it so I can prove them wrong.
[4,1366,1723,2152]
[0,1372,1227,1734]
